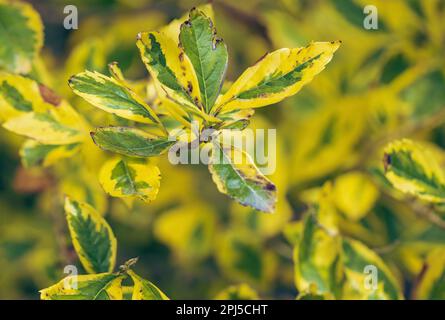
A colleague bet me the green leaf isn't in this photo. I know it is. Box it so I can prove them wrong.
[40,273,124,300]
[99,157,161,202]
[0,1,43,74]
[91,127,175,158]
[383,139,445,202]
[64,197,117,274]
[179,8,228,112]
[20,139,80,168]
[69,70,162,125]
[127,270,169,300]
[208,143,277,213]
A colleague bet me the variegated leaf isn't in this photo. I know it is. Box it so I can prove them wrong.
[20,139,80,168]
[69,70,162,126]
[383,139,445,202]
[136,31,201,110]
[91,127,175,158]
[64,197,117,274]
[293,213,343,298]
[40,273,124,300]
[208,143,277,213]
[127,270,169,300]
[99,157,160,202]
[413,248,445,300]
[3,111,84,145]
[0,0,43,74]
[213,41,340,114]
[341,238,403,300]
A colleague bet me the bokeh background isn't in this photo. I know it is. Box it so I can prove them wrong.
[1,0,445,299]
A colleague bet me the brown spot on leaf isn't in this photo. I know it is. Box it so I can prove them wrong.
[383,153,391,172]
[187,82,193,93]
[265,182,276,191]
[39,84,62,106]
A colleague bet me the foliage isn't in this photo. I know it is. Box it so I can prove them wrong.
[0,0,444,300]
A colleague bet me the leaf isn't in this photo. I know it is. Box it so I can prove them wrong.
[40,273,124,300]
[213,41,340,114]
[69,70,162,126]
[216,230,277,288]
[208,143,277,213]
[0,74,50,122]
[99,157,161,202]
[127,270,169,300]
[333,172,379,221]
[153,203,217,262]
[64,197,117,274]
[2,111,85,145]
[413,248,445,299]
[341,238,403,299]
[136,31,201,110]
[383,139,445,202]
[214,284,259,300]
[161,3,214,45]
[179,8,228,112]
[91,127,175,158]
[293,213,343,298]
[0,1,43,74]
[20,139,81,168]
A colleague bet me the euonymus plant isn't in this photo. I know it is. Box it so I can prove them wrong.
[2,0,444,301]
[68,8,340,213]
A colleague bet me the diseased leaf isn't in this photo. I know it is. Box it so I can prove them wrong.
[127,270,169,300]
[179,8,228,112]
[64,197,117,274]
[20,139,80,168]
[99,157,161,202]
[0,1,43,74]
[383,139,445,202]
[213,41,340,113]
[40,273,124,300]
[2,111,84,145]
[69,70,162,125]
[208,143,277,213]
[91,127,175,158]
